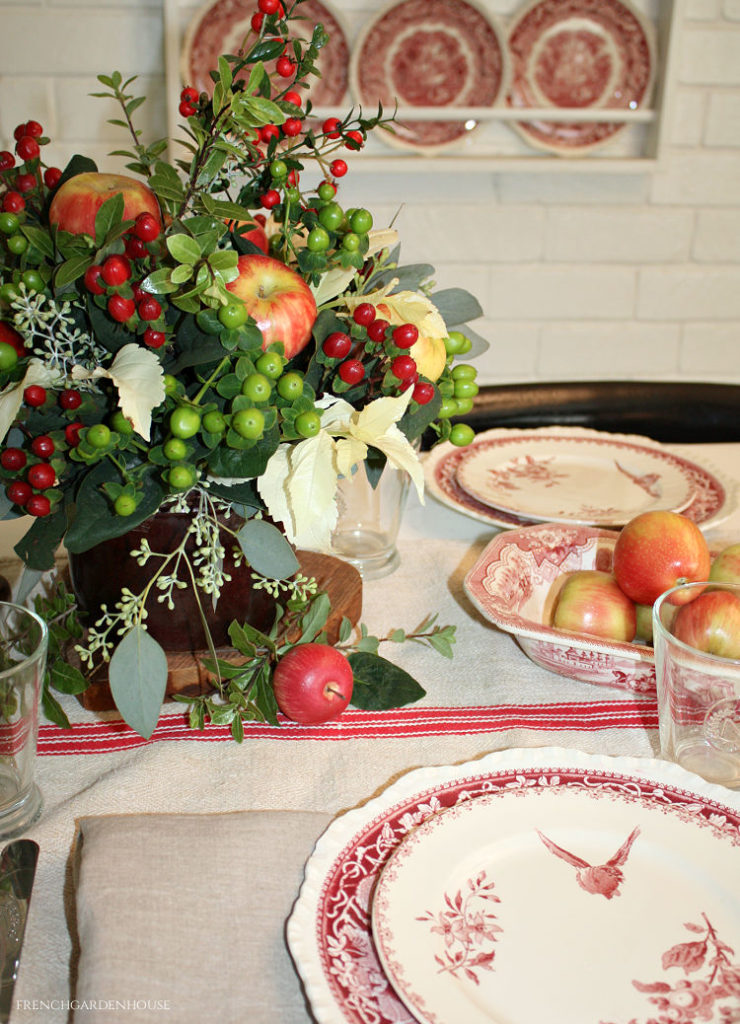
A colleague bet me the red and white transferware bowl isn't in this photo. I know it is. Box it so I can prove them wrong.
[181,0,349,105]
[506,0,655,154]
[464,521,658,692]
[349,0,509,152]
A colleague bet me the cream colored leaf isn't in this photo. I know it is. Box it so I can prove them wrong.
[315,394,356,430]
[334,435,367,478]
[366,228,399,258]
[371,424,425,500]
[258,434,339,550]
[284,432,339,550]
[0,360,59,445]
[73,344,165,440]
[310,265,357,307]
[256,445,292,536]
[350,390,413,442]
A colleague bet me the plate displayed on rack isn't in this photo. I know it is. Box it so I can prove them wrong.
[506,0,655,154]
[287,747,740,1024]
[455,434,696,526]
[181,0,349,105]
[423,428,735,533]
[349,0,508,152]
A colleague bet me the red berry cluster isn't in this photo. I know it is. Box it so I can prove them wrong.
[0,120,62,271]
[321,303,434,405]
[178,86,200,119]
[83,215,167,347]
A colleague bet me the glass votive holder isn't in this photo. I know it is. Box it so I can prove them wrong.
[653,581,740,787]
[0,602,48,836]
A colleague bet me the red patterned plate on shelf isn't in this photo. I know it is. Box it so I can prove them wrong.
[349,0,508,152]
[506,0,655,154]
[287,747,740,1024]
[180,0,349,105]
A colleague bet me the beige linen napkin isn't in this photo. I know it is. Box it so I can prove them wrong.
[73,810,332,1023]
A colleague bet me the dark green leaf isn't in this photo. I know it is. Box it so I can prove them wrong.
[54,253,94,289]
[296,592,331,643]
[109,626,167,739]
[94,192,125,247]
[348,652,425,710]
[41,684,71,729]
[14,509,66,571]
[64,462,167,553]
[50,661,89,695]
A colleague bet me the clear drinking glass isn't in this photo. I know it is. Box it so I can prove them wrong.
[0,602,48,836]
[331,460,413,580]
[654,581,740,788]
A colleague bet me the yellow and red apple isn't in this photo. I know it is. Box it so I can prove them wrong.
[48,172,162,237]
[612,511,711,606]
[672,589,740,659]
[552,569,637,642]
[225,253,317,357]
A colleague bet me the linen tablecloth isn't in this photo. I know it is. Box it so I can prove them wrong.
[9,441,740,1023]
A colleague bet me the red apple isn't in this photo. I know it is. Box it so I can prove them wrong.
[225,253,317,358]
[552,570,637,642]
[48,171,163,237]
[272,643,353,724]
[227,219,269,254]
[709,543,740,585]
[612,510,711,606]
[672,590,740,659]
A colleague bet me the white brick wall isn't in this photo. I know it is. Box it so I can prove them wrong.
[0,0,738,387]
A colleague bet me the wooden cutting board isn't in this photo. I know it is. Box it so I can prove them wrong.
[77,551,362,712]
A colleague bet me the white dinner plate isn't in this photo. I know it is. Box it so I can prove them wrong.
[287,747,740,1024]
[423,427,736,532]
[455,434,695,525]
[371,763,740,1023]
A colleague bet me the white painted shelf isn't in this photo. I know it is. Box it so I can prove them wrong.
[164,0,682,174]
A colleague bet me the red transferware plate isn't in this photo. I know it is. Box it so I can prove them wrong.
[180,0,349,105]
[506,0,655,154]
[350,0,508,152]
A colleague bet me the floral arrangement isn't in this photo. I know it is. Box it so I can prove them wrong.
[0,0,484,739]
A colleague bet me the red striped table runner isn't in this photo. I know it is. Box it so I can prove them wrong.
[37,699,659,755]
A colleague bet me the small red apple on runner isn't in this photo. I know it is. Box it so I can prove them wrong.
[272,643,353,724]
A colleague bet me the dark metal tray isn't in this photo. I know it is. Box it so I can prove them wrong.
[442,381,740,445]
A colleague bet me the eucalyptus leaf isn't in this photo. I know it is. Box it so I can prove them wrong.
[348,652,426,710]
[109,626,167,739]
[15,568,44,609]
[430,287,484,327]
[237,519,299,580]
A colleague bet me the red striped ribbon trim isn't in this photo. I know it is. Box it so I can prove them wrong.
[37,700,659,755]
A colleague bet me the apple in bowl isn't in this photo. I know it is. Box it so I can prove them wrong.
[552,570,637,643]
